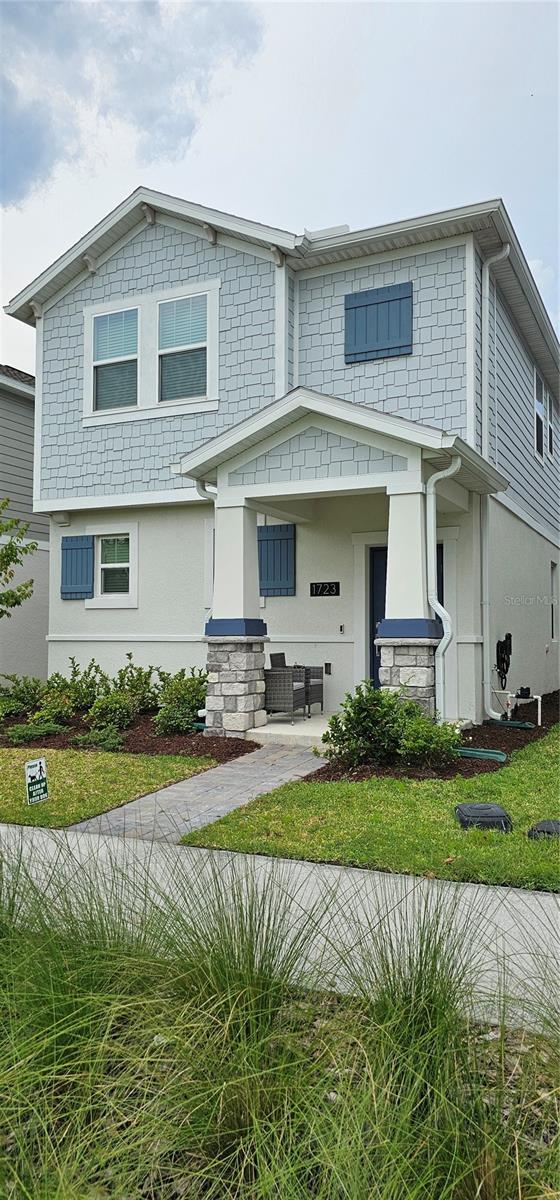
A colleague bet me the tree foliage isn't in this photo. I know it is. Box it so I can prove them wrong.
[0,497,38,619]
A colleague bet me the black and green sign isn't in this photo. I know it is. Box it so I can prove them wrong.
[25,758,48,805]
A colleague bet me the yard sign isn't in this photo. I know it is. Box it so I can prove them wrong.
[25,758,48,805]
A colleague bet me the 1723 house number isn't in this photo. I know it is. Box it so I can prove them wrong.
[310,582,340,597]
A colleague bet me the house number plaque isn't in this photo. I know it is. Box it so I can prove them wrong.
[310,582,340,597]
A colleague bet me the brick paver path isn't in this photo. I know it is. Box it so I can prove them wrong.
[70,744,322,843]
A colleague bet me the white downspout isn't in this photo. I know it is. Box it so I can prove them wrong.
[195,479,217,503]
[481,243,510,719]
[426,455,462,721]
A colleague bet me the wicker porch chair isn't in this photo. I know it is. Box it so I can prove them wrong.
[304,665,324,715]
[264,666,307,723]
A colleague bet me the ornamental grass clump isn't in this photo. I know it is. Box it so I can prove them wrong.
[322,678,461,769]
[0,839,557,1199]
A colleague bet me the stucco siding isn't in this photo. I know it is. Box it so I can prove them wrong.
[493,288,559,540]
[0,389,48,538]
[0,544,49,678]
[40,222,275,501]
[297,244,467,436]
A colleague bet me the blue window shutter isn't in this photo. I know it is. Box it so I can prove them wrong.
[345,282,413,363]
[258,524,295,596]
[61,536,94,599]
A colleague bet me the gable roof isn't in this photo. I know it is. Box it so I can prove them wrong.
[176,386,507,496]
[4,189,558,395]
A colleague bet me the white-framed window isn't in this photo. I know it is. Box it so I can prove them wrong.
[83,280,220,426]
[547,393,554,460]
[99,534,130,594]
[158,293,208,403]
[93,308,138,412]
[84,521,138,609]
[535,370,545,459]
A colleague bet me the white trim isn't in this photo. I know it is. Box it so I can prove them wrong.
[156,213,279,265]
[204,516,215,610]
[456,635,483,644]
[533,365,545,463]
[0,373,34,399]
[84,520,138,609]
[493,492,560,549]
[82,279,220,422]
[42,221,148,317]
[297,234,470,281]
[33,316,43,505]
[293,274,300,386]
[46,632,354,644]
[465,234,476,448]
[34,489,199,513]
[274,263,289,398]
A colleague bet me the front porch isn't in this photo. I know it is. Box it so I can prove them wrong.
[176,388,506,735]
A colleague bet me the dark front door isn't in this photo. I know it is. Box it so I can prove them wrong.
[369,544,444,685]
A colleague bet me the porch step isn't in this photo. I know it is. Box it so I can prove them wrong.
[251,714,331,750]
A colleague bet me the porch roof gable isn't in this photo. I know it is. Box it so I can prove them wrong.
[174,388,508,495]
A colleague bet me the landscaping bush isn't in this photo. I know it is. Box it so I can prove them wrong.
[48,657,112,711]
[71,726,124,752]
[154,668,207,736]
[32,692,76,726]
[322,679,461,768]
[0,673,46,716]
[0,694,26,723]
[114,652,158,713]
[6,721,65,746]
[86,690,136,731]
[398,712,461,766]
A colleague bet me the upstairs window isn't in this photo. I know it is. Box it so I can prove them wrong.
[345,282,413,364]
[99,534,130,595]
[535,371,545,459]
[93,308,138,411]
[158,294,207,402]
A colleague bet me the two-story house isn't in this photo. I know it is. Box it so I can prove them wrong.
[5,190,559,732]
[0,365,49,677]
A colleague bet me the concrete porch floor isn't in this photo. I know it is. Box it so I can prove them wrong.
[252,712,332,749]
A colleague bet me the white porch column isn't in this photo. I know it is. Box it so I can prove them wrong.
[376,486,441,716]
[211,504,262,626]
[385,489,430,620]
[204,502,267,738]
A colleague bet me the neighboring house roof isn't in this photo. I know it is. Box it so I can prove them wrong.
[0,364,35,398]
[176,386,508,497]
[3,189,558,395]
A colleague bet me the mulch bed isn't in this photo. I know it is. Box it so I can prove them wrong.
[0,712,258,764]
[307,690,559,783]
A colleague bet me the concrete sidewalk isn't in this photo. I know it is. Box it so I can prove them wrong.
[70,744,323,842]
[1,822,558,1024]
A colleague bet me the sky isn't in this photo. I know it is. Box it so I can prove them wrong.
[1,0,558,373]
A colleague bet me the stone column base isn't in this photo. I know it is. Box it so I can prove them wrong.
[375,637,439,717]
[204,636,267,738]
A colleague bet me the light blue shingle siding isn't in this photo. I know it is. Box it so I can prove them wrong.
[297,245,467,436]
[287,271,295,389]
[40,222,275,500]
[493,287,559,539]
[474,253,483,452]
[228,426,407,485]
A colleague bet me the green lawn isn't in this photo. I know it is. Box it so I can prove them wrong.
[183,729,560,891]
[0,748,215,827]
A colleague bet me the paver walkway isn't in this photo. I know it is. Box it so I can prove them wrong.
[70,744,323,842]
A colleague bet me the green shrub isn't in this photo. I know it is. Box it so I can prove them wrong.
[0,673,46,715]
[86,691,135,731]
[398,713,461,766]
[114,652,158,713]
[154,668,207,736]
[6,721,65,746]
[322,679,460,769]
[0,694,26,723]
[71,725,124,752]
[32,692,76,726]
[48,658,112,711]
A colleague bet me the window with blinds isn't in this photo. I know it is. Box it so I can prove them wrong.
[158,294,208,402]
[99,535,130,594]
[93,309,138,411]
